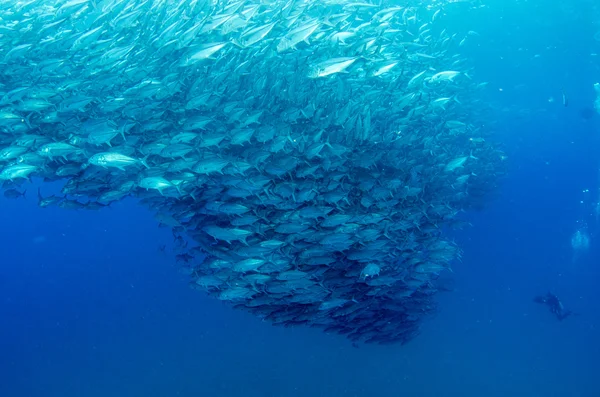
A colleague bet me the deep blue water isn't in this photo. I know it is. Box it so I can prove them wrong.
[2,1,600,396]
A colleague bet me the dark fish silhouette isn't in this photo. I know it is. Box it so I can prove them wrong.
[3,188,26,199]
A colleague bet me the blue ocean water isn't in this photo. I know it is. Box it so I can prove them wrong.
[1,1,599,396]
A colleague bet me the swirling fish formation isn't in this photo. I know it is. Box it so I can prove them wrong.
[0,0,505,344]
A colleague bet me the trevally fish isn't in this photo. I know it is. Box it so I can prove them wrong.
[0,0,504,346]
[88,152,149,170]
[308,57,360,78]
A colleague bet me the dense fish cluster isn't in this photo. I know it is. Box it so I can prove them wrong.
[0,0,505,344]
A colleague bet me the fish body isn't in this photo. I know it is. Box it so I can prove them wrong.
[0,164,37,181]
[0,146,29,161]
[37,143,82,159]
[308,57,359,78]
[445,152,477,172]
[3,189,26,199]
[277,20,320,52]
[138,177,176,195]
[89,152,148,170]
[319,299,350,311]
[180,42,228,66]
[428,71,460,84]
[233,258,266,272]
[360,263,381,279]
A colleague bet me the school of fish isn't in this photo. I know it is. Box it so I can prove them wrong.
[0,0,506,344]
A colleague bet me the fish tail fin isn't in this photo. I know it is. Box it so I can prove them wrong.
[174,184,182,196]
[469,150,478,160]
[229,38,244,49]
[383,223,392,240]
[24,113,33,128]
[140,155,150,169]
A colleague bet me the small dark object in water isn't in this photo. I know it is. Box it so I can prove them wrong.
[534,292,573,321]
[3,189,26,199]
[580,107,595,120]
